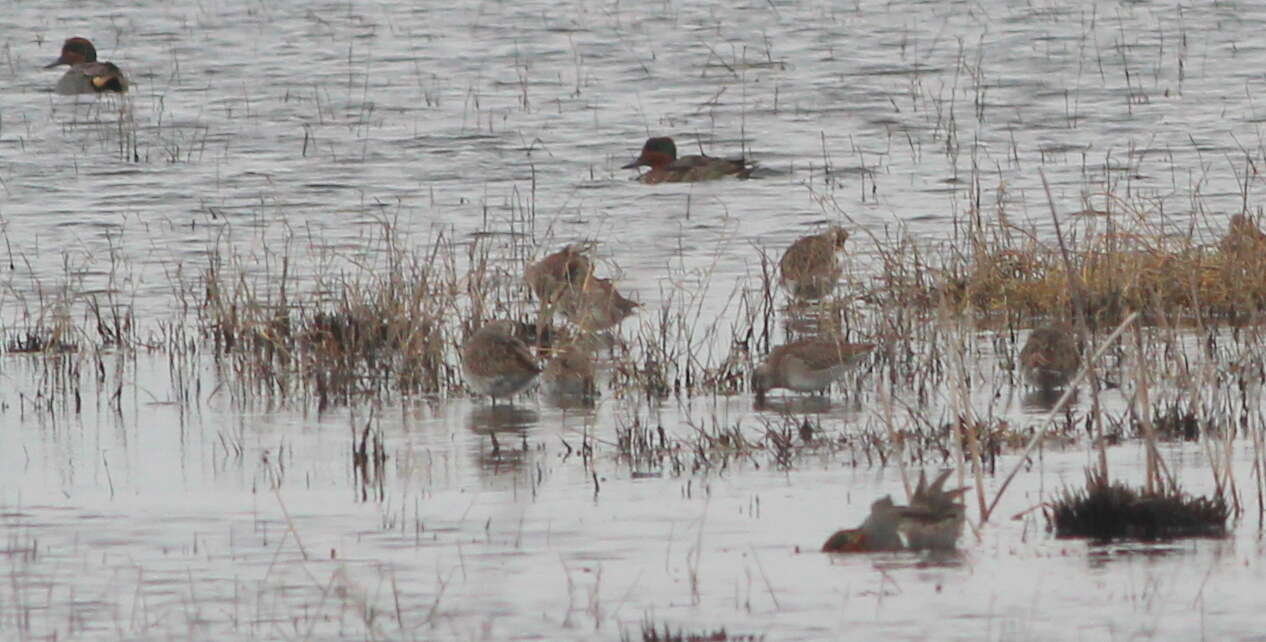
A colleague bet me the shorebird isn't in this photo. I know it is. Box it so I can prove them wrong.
[752,338,874,402]
[524,244,594,304]
[557,275,639,332]
[541,344,597,399]
[1018,325,1080,390]
[461,320,542,402]
[778,226,850,299]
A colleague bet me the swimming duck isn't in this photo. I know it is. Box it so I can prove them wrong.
[45,37,128,95]
[621,137,753,184]
[821,496,906,552]
[822,470,968,553]
[900,470,970,551]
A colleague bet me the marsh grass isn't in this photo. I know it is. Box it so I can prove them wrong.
[930,209,1266,324]
[624,616,764,642]
[1048,469,1229,540]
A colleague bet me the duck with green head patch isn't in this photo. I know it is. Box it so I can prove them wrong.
[622,137,753,184]
[46,37,128,95]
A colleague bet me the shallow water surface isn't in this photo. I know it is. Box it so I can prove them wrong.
[2,0,1266,640]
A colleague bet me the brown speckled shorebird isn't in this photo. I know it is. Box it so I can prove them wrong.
[1018,325,1081,390]
[524,244,594,304]
[542,344,597,398]
[752,338,873,402]
[45,37,128,95]
[461,320,542,402]
[778,226,850,299]
[621,137,754,184]
[558,276,639,332]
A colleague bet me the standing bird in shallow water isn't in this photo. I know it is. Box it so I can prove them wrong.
[621,137,753,184]
[778,226,850,299]
[45,37,128,95]
[542,344,597,399]
[524,244,594,305]
[557,275,639,332]
[752,338,873,402]
[461,321,542,403]
[1018,325,1080,390]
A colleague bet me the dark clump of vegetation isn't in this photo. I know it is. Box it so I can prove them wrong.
[1049,470,1229,540]
[624,617,763,642]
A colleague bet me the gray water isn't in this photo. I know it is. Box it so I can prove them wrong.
[2,1,1265,639]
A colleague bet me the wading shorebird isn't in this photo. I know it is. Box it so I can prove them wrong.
[1018,325,1081,390]
[778,226,850,299]
[45,37,128,95]
[822,470,969,553]
[752,338,874,402]
[524,244,594,304]
[557,275,639,332]
[461,320,542,402]
[621,136,753,184]
[541,344,597,399]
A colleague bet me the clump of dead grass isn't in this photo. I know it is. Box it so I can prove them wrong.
[927,214,1266,323]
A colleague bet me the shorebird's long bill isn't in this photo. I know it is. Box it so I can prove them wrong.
[620,157,644,169]
[45,55,69,69]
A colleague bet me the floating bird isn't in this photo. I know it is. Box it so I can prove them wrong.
[45,37,128,95]
[461,320,542,402]
[821,497,906,552]
[557,275,639,332]
[900,470,970,551]
[524,244,594,304]
[1018,325,1080,390]
[621,136,753,184]
[778,226,850,299]
[822,470,969,553]
[752,338,873,402]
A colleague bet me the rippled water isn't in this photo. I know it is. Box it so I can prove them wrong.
[3,0,1266,639]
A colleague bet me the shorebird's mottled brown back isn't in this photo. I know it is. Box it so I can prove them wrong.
[525,244,594,303]
[778,226,850,299]
[1019,325,1080,389]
